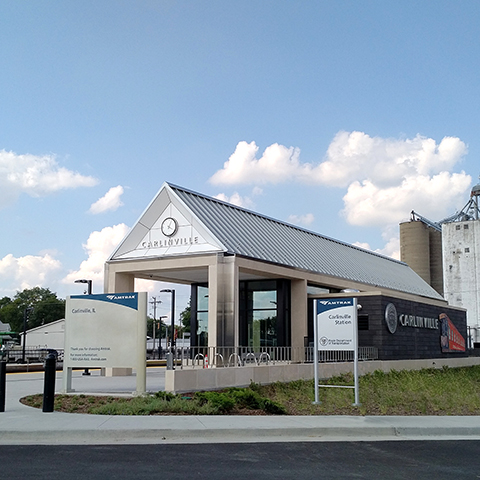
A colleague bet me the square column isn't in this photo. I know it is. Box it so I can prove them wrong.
[291,279,308,361]
[104,264,135,293]
[208,255,239,348]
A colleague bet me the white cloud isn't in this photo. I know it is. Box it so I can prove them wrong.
[210,133,471,258]
[62,224,130,291]
[214,192,255,208]
[288,213,315,227]
[89,185,124,214]
[319,131,468,188]
[0,253,62,295]
[210,133,468,191]
[353,235,400,260]
[0,149,98,209]
[210,141,305,185]
[342,171,471,227]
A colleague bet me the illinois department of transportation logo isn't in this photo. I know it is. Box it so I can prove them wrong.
[320,336,328,347]
[384,303,398,334]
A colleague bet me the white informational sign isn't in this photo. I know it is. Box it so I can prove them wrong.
[313,297,360,406]
[316,298,356,351]
[63,292,147,394]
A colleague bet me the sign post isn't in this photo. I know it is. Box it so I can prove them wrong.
[63,292,147,395]
[313,297,360,406]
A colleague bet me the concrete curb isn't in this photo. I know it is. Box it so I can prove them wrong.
[3,421,480,445]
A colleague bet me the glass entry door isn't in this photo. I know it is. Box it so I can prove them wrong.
[245,281,278,349]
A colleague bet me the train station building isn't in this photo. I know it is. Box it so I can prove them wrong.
[104,182,466,380]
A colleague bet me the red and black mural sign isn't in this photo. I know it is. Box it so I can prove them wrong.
[440,313,466,353]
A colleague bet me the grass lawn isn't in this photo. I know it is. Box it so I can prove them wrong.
[20,365,480,416]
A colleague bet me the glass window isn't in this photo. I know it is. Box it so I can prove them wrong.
[196,311,208,347]
[239,279,290,349]
[252,290,277,309]
[198,286,209,311]
[193,285,208,347]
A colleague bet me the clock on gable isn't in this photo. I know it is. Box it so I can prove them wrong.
[161,217,178,237]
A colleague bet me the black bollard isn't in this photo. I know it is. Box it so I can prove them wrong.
[42,353,57,413]
[0,360,6,413]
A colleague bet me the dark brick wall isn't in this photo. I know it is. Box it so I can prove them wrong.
[358,295,467,360]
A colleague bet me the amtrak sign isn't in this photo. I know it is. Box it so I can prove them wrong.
[313,297,360,406]
[63,292,147,395]
[316,298,356,351]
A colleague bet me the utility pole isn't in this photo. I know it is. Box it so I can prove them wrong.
[149,296,162,359]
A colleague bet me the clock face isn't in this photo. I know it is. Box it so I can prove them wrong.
[161,217,178,237]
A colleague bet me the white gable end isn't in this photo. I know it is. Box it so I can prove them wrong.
[109,183,225,261]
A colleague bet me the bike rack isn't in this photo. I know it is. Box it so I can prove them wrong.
[228,353,242,367]
[193,353,205,368]
[258,352,270,365]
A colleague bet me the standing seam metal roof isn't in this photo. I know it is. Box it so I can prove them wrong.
[170,184,444,300]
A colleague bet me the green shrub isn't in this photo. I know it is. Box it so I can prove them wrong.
[194,391,235,413]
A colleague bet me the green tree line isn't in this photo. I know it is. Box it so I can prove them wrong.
[0,287,65,334]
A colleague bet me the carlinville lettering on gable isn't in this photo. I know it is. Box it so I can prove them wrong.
[141,236,199,249]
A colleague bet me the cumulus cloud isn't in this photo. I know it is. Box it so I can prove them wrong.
[0,253,62,294]
[210,141,305,185]
[210,133,468,191]
[214,187,263,209]
[89,186,124,214]
[318,131,468,189]
[342,172,471,227]
[0,149,98,209]
[353,235,400,260]
[63,224,130,291]
[214,192,254,208]
[210,133,471,256]
[288,213,315,227]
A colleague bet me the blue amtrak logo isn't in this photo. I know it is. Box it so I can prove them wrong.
[71,293,139,310]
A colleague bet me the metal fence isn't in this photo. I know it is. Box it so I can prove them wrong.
[175,346,378,369]
[1,345,378,366]
[3,348,64,364]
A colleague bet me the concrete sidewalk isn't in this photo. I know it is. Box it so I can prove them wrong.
[2,369,480,445]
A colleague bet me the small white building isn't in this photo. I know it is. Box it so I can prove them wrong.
[21,319,65,350]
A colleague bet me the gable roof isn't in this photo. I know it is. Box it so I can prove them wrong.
[109,182,444,301]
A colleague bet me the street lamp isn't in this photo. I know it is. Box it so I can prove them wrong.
[74,279,92,295]
[22,306,34,364]
[158,315,168,359]
[74,279,93,375]
[160,289,175,369]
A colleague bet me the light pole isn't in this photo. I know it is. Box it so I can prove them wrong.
[74,279,92,295]
[74,279,93,375]
[160,289,175,369]
[22,306,34,364]
[158,315,168,359]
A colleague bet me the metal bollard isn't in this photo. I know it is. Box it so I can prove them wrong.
[0,361,6,413]
[42,353,57,413]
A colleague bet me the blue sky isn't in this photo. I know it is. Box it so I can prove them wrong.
[1,1,479,319]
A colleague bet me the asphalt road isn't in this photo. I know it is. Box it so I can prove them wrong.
[1,441,479,479]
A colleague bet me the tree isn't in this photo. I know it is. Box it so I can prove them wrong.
[180,299,191,333]
[0,287,65,334]
[146,316,167,338]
